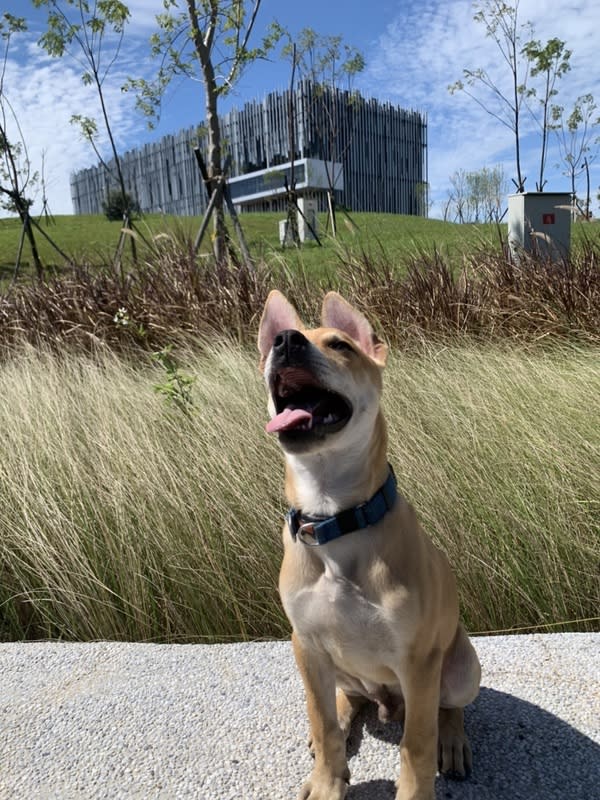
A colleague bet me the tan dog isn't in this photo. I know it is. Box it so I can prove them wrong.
[258,291,481,800]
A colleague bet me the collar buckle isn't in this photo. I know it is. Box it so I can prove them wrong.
[296,521,320,546]
[286,464,398,547]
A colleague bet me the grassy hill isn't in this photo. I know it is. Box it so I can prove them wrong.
[3,210,599,285]
[0,212,506,281]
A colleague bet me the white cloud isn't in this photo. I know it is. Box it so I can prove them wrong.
[1,37,147,216]
[124,0,165,33]
[0,0,165,218]
[362,0,600,216]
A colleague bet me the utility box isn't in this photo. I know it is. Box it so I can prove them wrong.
[297,196,318,243]
[508,192,571,261]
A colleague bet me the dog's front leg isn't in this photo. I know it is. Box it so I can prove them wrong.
[292,632,350,800]
[396,653,443,800]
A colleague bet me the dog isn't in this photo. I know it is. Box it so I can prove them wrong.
[258,290,481,800]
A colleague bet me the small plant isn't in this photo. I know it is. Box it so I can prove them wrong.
[112,306,146,340]
[152,345,196,414]
[113,306,130,327]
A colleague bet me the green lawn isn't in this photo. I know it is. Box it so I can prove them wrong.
[0,211,506,282]
[4,210,599,286]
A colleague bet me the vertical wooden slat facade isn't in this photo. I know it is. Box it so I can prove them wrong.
[70,80,427,216]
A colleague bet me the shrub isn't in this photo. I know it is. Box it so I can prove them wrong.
[101,189,140,222]
[0,232,598,355]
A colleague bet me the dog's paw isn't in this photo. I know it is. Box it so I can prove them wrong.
[437,706,472,779]
[437,727,472,779]
[297,772,349,800]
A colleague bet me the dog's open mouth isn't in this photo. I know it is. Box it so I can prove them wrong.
[266,367,352,436]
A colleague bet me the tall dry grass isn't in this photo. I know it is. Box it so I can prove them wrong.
[0,343,597,641]
[384,344,599,633]
[0,345,285,641]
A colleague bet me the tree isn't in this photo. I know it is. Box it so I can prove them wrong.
[445,166,507,223]
[476,164,507,221]
[281,27,365,236]
[522,37,571,190]
[127,1,279,261]
[0,13,43,277]
[450,1,573,195]
[33,0,137,264]
[449,1,532,192]
[444,169,469,223]
[551,94,600,218]
[281,39,301,247]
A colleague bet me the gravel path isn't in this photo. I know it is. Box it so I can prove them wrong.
[1,633,598,799]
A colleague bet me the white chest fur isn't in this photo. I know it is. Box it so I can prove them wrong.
[282,538,408,688]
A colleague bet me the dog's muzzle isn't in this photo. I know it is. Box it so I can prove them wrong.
[265,330,352,438]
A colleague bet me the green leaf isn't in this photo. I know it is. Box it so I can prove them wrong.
[70,114,98,140]
[0,12,28,37]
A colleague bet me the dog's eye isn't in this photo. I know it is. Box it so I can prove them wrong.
[328,339,353,353]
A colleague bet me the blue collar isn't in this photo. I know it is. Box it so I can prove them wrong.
[286,466,397,546]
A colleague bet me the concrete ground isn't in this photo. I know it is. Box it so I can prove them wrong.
[1,633,598,800]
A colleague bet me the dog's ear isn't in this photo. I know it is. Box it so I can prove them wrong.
[258,290,303,367]
[321,292,388,367]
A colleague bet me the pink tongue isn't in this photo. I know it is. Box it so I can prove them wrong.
[266,408,312,434]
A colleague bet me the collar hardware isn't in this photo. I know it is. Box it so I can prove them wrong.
[286,465,397,547]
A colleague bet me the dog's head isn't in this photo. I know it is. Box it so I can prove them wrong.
[258,291,388,455]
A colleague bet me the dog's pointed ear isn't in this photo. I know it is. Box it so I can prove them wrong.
[258,291,303,368]
[321,292,388,367]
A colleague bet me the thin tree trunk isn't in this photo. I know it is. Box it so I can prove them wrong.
[205,78,226,261]
[22,210,43,280]
[0,120,43,276]
[511,34,524,192]
[537,73,551,191]
[13,216,26,283]
[187,0,226,261]
[584,157,591,218]
[93,69,137,265]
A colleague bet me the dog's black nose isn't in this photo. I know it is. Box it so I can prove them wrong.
[272,329,308,365]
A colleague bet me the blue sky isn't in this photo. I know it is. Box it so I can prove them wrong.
[2,0,599,217]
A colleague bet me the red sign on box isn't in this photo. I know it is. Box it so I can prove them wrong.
[542,213,555,224]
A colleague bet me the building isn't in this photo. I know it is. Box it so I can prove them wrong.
[70,80,428,217]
